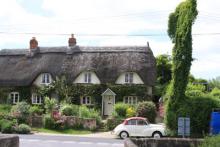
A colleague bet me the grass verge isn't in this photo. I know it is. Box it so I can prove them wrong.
[32,128,92,135]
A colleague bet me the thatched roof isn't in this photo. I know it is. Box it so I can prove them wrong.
[0,45,156,86]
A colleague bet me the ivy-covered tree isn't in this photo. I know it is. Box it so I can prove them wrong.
[165,0,198,133]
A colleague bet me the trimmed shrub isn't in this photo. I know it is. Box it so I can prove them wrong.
[43,114,55,129]
[61,104,79,116]
[199,135,220,147]
[16,124,31,134]
[114,103,129,118]
[136,101,157,123]
[11,102,30,124]
[29,105,44,116]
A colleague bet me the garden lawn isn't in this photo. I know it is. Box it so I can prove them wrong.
[32,128,92,135]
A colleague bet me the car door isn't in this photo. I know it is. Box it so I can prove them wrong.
[135,119,149,136]
[125,119,137,136]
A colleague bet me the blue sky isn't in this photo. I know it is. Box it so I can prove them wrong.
[0,0,220,80]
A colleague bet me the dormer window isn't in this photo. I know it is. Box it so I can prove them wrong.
[10,92,19,104]
[42,73,51,84]
[74,71,100,84]
[84,72,91,83]
[125,72,133,83]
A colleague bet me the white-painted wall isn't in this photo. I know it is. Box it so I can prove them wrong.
[33,73,53,87]
[73,71,101,84]
[115,72,144,84]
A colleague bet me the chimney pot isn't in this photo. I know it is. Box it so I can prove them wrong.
[68,34,76,47]
[30,37,38,49]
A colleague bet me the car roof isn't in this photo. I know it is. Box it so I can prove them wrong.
[125,117,147,121]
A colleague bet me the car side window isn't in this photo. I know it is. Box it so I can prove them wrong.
[127,119,137,125]
[137,120,147,125]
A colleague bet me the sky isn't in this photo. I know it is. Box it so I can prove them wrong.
[0,0,220,80]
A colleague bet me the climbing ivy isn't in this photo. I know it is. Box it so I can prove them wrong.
[165,0,198,133]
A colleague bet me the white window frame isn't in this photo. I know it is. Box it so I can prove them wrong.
[10,92,20,104]
[123,96,138,105]
[125,72,133,83]
[41,73,51,84]
[32,93,42,104]
[81,96,92,105]
[84,72,92,83]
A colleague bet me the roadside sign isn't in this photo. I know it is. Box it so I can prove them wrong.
[178,117,190,137]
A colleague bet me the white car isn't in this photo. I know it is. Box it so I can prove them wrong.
[112,117,166,139]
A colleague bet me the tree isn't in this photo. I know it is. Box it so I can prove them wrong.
[165,0,198,133]
[156,54,172,84]
[209,76,220,89]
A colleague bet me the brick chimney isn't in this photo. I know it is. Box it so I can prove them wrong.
[30,37,38,49]
[68,34,76,47]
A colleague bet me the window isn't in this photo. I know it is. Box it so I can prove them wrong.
[127,119,137,125]
[41,73,51,84]
[137,120,147,126]
[84,72,91,83]
[125,72,133,83]
[10,92,19,104]
[32,94,42,104]
[81,96,92,105]
[124,96,138,105]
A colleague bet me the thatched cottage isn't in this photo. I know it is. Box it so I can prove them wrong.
[0,35,156,116]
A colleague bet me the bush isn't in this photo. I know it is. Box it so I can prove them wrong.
[105,117,123,131]
[61,104,79,116]
[136,101,157,123]
[1,120,16,133]
[0,104,11,115]
[199,135,220,147]
[16,124,31,134]
[165,95,220,136]
[114,103,129,118]
[126,107,136,117]
[11,102,30,124]
[29,105,44,116]
[211,88,220,98]
[43,114,55,129]
[44,97,57,114]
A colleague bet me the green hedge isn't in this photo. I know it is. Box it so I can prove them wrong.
[165,95,220,136]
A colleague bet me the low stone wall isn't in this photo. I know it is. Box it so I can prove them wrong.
[29,116,43,128]
[30,116,96,130]
[0,135,19,147]
[125,138,203,147]
[63,116,96,130]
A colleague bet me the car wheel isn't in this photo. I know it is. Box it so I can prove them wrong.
[119,131,129,139]
[152,132,162,138]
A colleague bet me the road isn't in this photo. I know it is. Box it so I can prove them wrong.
[19,134,124,147]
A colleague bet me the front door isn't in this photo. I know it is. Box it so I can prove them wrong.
[103,95,114,116]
